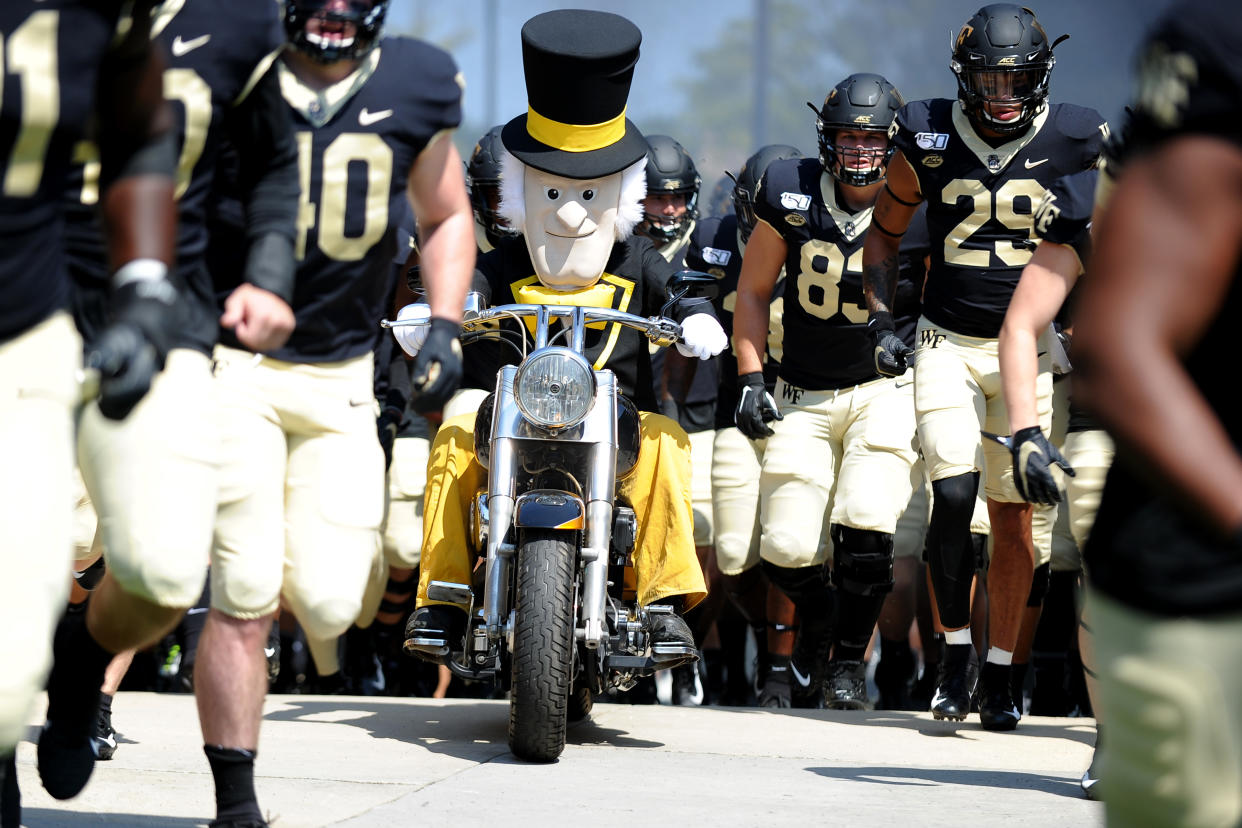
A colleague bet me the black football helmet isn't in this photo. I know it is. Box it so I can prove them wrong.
[285,0,388,63]
[952,4,1061,135]
[731,144,802,244]
[637,135,701,245]
[467,125,518,250]
[808,73,904,187]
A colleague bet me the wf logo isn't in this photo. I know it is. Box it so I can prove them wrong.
[920,329,947,349]
[781,384,804,405]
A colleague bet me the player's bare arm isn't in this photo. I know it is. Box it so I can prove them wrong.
[862,148,920,315]
[1075,135,1242,534]
[999,240,1080,433]
[732,219,785,376]
[408,131,474,324]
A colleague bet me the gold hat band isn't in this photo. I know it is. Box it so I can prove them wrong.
[526,106,626,153]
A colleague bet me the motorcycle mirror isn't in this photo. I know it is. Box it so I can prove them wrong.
[661,270,719,317]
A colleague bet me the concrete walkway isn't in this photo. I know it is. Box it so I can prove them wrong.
[12,693,1101,827]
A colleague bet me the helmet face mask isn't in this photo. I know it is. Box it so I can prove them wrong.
[812,73,903,188]
[468,126,519,250]
[952,4,1055,135]
[636,135,700,246]
[285,0,388,64]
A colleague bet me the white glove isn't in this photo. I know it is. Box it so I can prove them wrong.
[392,303,432,357]
[675,313,727,360]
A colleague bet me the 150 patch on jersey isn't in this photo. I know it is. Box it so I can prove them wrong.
[701,247,732,266]
[915,132,950,151]
[780,192,812,211]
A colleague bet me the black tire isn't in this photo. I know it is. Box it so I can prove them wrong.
[508,529,576,761]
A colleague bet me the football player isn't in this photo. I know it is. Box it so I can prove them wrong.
[862,3,1106,728]
[697,144,801,706]
[1,1,176,821]
[467,125,519,254]
[734,73,922,710]
[1073,1,1242,821]
[638,134,719,703]
[197,1,473,823]
[39,0,301,802]
[636,134,701,265]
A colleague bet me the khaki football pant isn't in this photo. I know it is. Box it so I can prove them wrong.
[417,411,707,611]
[210,346,385,655]
[1063,428,1114,552]
[0,313,79,750]
[1089,589,1242,828]
[688,428,714,547]
[758,376,919,569]
[76,348,217,607]
[380,433,430,570]
[913,317,1053,503]
[710,426,764,575]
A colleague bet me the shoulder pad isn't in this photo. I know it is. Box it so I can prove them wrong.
[1051,103,1109,142]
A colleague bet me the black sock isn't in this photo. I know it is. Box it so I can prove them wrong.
[98,693,113,715]
[204,745,262,823]
[2,751,19,828]
[46,612,114,734]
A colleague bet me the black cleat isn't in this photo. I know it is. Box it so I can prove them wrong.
[209,819,269,828]
[930,643,978,722]
[671,663,698,706]
[758,663,792,709]
[823,660,869,710]
[402,605,466,665]
[90,703,117,761]
[977,661,1022,731]
[1081,731,1102,799]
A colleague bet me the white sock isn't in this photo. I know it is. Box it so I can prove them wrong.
[986,647,1014,666]
[944,628,972,646]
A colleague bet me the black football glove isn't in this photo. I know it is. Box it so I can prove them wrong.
[409,317,463,415]
[1011,426,1076,505]
[89,277,179,420]
[868,311,913,377]
[377,406,403,470]
[734,372,782,440]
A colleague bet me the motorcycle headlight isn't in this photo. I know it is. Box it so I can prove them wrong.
[514,347,595,429]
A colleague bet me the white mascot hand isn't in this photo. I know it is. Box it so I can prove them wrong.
[392,303,432,357]
[676,313,727,360]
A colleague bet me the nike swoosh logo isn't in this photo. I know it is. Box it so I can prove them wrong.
[1024,158,1048,169]
[171,34,211,57]
[790,660,812,688]
[185,607,209,615]
[264,647,277,658]
[358,107,393,126]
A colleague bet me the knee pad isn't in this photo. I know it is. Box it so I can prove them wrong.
[73,556,107,592]
[830,525,895,597]
[1027,561,1051,607]
[926,472,980,629]
[760,561,834,628]
[296,597,361,643]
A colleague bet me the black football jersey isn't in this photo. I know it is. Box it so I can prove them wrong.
[1034,167,1098,269]
[755,157,919,390]
[0,1,140,341]
[64,0,288,352]
[892,99,1106,338]
[211,37,463,363]
[687,213,784,428]
[468,235,702,413]
[1086,0,1242,616]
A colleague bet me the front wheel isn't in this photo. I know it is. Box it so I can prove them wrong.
[508,529,576,761]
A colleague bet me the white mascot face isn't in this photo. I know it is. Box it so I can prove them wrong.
[522,166,622,289]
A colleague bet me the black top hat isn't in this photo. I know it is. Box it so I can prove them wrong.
[501,9,649,180]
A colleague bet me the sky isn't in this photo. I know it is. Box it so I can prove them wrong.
[387,0,1170,170]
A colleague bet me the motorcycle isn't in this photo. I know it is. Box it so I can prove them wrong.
[384,271,716,762]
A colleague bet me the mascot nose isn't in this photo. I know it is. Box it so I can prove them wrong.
[555,200,596,234]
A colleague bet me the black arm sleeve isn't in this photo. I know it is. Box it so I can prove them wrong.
[225,64,299,302]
